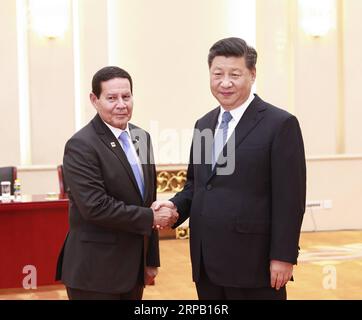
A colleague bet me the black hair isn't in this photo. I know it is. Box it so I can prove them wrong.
[92,66,133,98]
[208,37,257,70]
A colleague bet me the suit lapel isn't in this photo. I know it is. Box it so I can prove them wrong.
[92,115,143,200]
[206,95,266,182]
[196,107,220,179]
[232,95,266,150]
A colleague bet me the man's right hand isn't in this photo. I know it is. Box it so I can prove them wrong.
[151,201,179,229]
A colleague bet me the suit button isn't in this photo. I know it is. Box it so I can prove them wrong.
[206,184,212,191]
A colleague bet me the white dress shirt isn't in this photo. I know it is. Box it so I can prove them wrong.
[214,92,255,141]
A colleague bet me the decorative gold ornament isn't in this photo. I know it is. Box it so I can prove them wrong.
[156,169,187,193]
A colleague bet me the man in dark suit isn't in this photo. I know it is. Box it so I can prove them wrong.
[153,37,306,300]
[56,66,177,300]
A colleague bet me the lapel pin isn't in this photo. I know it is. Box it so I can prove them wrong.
[110,142,116,148]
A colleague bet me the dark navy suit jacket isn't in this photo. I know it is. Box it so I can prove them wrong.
[172,94,306,288]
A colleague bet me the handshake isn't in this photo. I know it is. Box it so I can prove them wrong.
[151,200,179,230]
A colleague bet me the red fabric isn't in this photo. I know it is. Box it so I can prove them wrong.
[0,196,68,289]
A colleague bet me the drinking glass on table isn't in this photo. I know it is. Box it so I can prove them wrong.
[1,181,11,202]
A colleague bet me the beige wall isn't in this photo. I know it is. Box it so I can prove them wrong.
[1,0,362,231]
[344,0,362,154]
[257,0,352,155]
[78,0,108,125]
[254,0,362,231]
[256,0,293,111]
[2,0,362,167]
[256,0,362,156]
[28,21,75,165]
[18,166,59,196]
[0,0,20,166]
[302,156,362,231]
[108,0,231,163]
[0,0,255,168]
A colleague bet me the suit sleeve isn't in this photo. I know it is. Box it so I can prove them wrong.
[63,137,154,236]
[169,122,199,227]
[146,161,160,267]
[270,115,306,264]
[146,229,160,267]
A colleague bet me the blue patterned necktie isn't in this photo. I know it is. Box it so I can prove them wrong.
[212,111,233,168]
[118,131,145,199]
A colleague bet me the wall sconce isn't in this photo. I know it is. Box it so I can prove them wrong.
[29,0,69,39]
[298,0,336,37]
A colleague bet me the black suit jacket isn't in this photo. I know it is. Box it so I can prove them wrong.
[55,114,159,294]
[171,94,306,288]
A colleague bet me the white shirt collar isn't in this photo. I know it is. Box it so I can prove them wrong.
[102,120,131,140]
[102,119,144,181]
[218,92,255,124]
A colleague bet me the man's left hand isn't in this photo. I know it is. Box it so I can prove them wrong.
[270,260,293,290]
[144,266,158,285]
